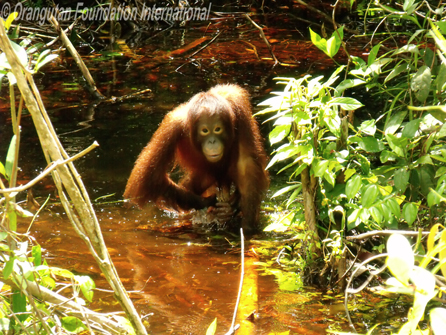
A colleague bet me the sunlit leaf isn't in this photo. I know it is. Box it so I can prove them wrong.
[356,153,370,175]
[312,159,329,178]
[334,78,365,97]
[5,13,18,30]
[403,0,417,14]
[380,150,398,163]
[61,317,87,333]
[427,223,441,255]
[206,318,217,335]
[32,245,41,267]
[269,125,290,145]
[12,290,27,323]
[35,54,58,72]
[402,119,421,138]
[328,97,364,110]
[362,184,379,208]
[398,267,437,334]
[430,308,446,335]
[75,275,95,302]
[440,230,446,278]
[386,234,414,285]
[386,133,406,157]
[3,258,15,280]
[0,162,5,177]
[5,135,16,180]
[40,276,56,290]
[385,111,407,135]
[0,318,9,331]
[0,41,28,70]
[411,65,432,103]
[358,119,376,136]
[369,206,383,225]
[7,207,17,232]
[272,184,301,198]
[345,174,361,201]
[368,43,381,66]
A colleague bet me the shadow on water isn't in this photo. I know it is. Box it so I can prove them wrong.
[0,12,384,334]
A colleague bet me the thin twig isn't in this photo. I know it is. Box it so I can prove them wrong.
[244,14,279,66]
[344,254,388,331]
[48,14,105,99]
[0,142,99,194]
[188,31,223,58]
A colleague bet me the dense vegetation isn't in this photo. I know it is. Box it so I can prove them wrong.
[0,0,446,334]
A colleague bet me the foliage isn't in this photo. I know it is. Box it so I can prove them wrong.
[260,2,446,247]
[336,230,446,334]
[260,0,446,331]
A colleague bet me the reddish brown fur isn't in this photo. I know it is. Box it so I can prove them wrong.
[124,84,269,231]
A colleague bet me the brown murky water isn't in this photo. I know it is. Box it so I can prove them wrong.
[1,12,389,334]
[25,205,343,334]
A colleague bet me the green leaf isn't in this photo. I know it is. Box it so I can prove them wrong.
[3,258,15,280]
[380,150,398,163]
[12,290,27,323]
[403,202,418,226]
[5,135,17,180]
[61,317,87,333]
[386,234,414,285]
[272,184,301,198]
[312,159,329,177]
[436,63,446,92]
[369,206,383,225]
[428,189,442,207]
[206,318,217,335]
[35,54,58,72]
[388,198,401,219]
[0,162,5,177]
[380,203,393,223]
[7,207,17,232]
[394,168,410,193]
[362,184,379,208]
[403,0,417,14]
[411,65,432,103]
[402,119,421,138]
[345,174,361,200]
[335,79,365,97]
[385,62,408,83]
[309,28,327,54]
[386,133,407,157]
[309,27,343,58]
[75,275,95,302]
[356,153,370,175]
[358,137,382,152]
[368,44,381,66]
[358,119,376,136]
[328,97,364,110]
[385,111,407,135]
[32,245,42,267]
[269,125,290,145]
